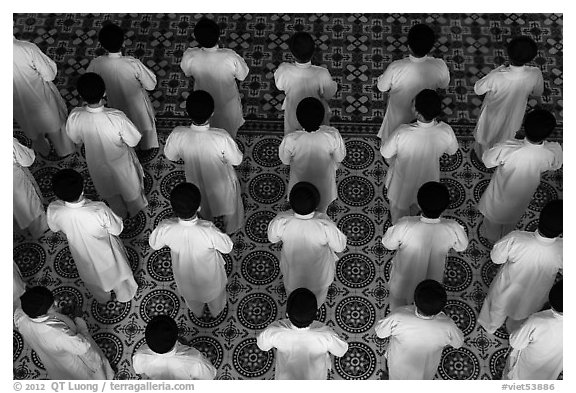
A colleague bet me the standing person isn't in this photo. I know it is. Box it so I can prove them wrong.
[47,169,138,303]
[279,97,346,213]
[473,36,544,158]
[383,182,468,311]
[87,23,159,149]
[381,89,459,223]
[503,281,563,380]
[149,183,233,318]
[274,31,338,134]
[375,280,464,380]
[13,36,75,156]
[377,23,450,144]
[180,17,249,139]
[257,288,348,380]
[14,286,115,380]
[133,315,217,379]
[268,182,347,307]
[66,72,147,218]
[478,200,562,334]
[478,109,562,242]
[13,137,49,238]
[164,90,244,233]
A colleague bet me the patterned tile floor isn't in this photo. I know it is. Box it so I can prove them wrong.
[13,13,563,380]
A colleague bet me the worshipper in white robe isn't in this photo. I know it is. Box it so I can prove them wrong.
[377,24,450,144]
[268,183,347,306]
[149,183,233,317]
[13,261,26,311]
[274,32,338,134]
[381,89,459,223]
[383,182,468,311]
[13,137,49,238]
[14,286,114,380]
[87,23,158,149]
[133,315,217,379]
[473,36,544,158]
[66,72,148,218]
[164,90,244,234]
[257,288,348,380]
[375,280,464,380]
[13,37,75,157]
[503,281,563,380]
[279,97,346,213]
[478,109,562,242]
[478,200,562,334]
[47,169,138,303]
[179,17,249,139]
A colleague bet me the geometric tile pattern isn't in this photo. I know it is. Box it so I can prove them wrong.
[13,127,562,380]
[13,13,563,129]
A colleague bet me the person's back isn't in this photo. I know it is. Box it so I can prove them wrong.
[377,24,449,143]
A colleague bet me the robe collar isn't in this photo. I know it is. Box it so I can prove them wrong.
[294,212,315,220]
[178,217,199,226]
[190,124,210,131]
[509,65,525,72]
[420,216,441,224]
[108,52,122,58]
[295,61,312,68]
[416,120,436,128]
[523,138,543,147]
[551,309,563,318]
[535,230,557,243]
[409,54,428,63]
[155,343,179,357]
[86,105,105,113]
[65,198,87,208]
[414,307,435,320]
[202,45,219,52]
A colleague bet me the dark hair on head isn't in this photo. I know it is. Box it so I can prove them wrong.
[289,31,315,63]
[170,182,201,219]
[538,199,562,238]
[414,279,447,316]
[77,72,106,104]
[286,288,317,328]
[407,24,436,57]
[52,169,84,202]
[548,280,562,313]
[98,23,124,53]
[524,109,556,143]
[20,286,55,318]
[186,90,215,125]
[296,97,325,131]
[289,182,320,215]
[507,36,538,66]
[417,181,450,219]
[194,17,220,48]
[414,89,442,121]
[145,315,179,354]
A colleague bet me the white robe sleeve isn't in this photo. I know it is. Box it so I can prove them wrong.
[531,68,544,96]
[30,44,58,82]
[267,215,288,244]
[65,111,83,145]
[223,135,243,166]
[474,66,500,95]
[13,138,35,167]
[273,64,286,91]
[508,318,535,350]
[374,315,397,339]
[319,69,338,100]
[100,205,124,236]
[46,203,61,233]
[233,53,250,81]
[330,131,347,164]
[327,333,349,357]
[188,350,218,380]
[51,320,93,355]
[133,59,157,91]
[437,61,450,89]
[256,322,281,351]
[149,221,168,250]
[208,225,234,254]
[481,143,508,169]
[447,321,465,349]
[278,135,295,165]
[381,223,404,251]
[547,143,563,171]
[163,131,181,162]
[377,64,394,93]
[118,113,142,147]
[444,125,459,155]
[86,59,96,73]
[450,222,469,252]
[322,221,347,253]
[380,130,399,159]
[490,233,515,265]
[179,49,194,77]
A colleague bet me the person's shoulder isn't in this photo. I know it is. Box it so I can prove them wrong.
[48,200,66,209]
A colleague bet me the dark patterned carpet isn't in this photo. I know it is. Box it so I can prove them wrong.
[13,13,562,380]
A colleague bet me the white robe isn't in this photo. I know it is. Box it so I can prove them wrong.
[267,211,347,297]
[133,342,217,380]
[66,105,147,205]
[180,46,249,138]
[13,138,45,230]
[377,55,450,142]
[478,231,562,332]
[47,198,138,303]
[474,65,544,151]
[383,216,468,303]
[380,120,459,209]
[87,53,158,149]
[13,261,26,311]
[14,309,114,380]
[375,305,464,380]
[149,217,233,305]
[257,319,348,380]
[504,309,562,380]
[13,37,75,156]
[164,124,243,220]
[478,139,563,225]
[279,126,346,211]
[274,61,338,133]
